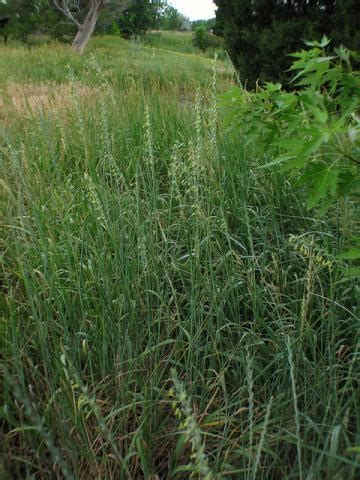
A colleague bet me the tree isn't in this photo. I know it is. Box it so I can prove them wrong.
[193,25,222,52]
[191,18,215,32]
[193,26,208,51]
[214,0,360,88]
[158,5,190,31]
[0,0,57,42]
[115,0,160,37]
[53,0,131,52]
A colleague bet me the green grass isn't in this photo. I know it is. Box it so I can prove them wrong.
[143,30,196,53]
[141,30,226,61]
[0,33,359,479]
[0,34,230,90]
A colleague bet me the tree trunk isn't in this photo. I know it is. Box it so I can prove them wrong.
[72,5,100,53]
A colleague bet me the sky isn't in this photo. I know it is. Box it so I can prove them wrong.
[169,0,216,21]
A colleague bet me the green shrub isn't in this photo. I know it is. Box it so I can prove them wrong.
[221,37,360,267]
[193,26,223,52]
[107,20,121,36]
[193,26,209,51]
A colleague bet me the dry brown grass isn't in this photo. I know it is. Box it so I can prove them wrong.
[0,81,99,118]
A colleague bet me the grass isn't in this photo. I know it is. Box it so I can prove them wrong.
[142,30,225,60]
[143,30,196,53]
[1,32,359,479]
[0,35,230,89]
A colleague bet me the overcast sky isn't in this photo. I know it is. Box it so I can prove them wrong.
[169,1,216,21]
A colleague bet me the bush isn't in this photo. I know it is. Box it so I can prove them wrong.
[193,26,208,51]
[193,26,222,52]
[107,20,121,36]
[221,37,360,269]
[0,0,66,43]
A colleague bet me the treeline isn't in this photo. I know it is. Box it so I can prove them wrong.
[0,0,195,42]
[3,0,356,90]
[104,0,192,37]
[214,0,360,88]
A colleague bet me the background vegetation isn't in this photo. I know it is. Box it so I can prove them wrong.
[214,0,360,88]
[0,1,192,42]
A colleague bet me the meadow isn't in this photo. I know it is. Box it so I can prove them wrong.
[0,33,359,479]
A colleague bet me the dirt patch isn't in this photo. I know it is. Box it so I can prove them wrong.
[0,82,100,118]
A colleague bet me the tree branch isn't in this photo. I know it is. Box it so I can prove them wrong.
[52,0,81,28]
[53,0,132,33]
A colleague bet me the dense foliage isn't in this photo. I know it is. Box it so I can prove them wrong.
[157,4,190,31]
[102,1,191,37]
[0,0,65,41]
[221,37,360,270]
[0,0,191,42]
[110,0,160,37]
[214,0,360,88]
[193,26,223,53]
[191,18,216,32]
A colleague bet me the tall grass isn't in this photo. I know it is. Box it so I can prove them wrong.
[1,36,359,479]
[0,35,232,90]
[143,31,196,54]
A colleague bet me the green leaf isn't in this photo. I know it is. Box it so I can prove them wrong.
[347,446,360,454]
[298,163,327,185]
[338,174,360,196]
[272,138,304,151]
[305,36,331,48]
[334,46,351,66]
[274,93,298,112]
[262,154,295,168]
[307,167,340,208]
[219,87,243,104]
[290,56,334,83]
[281,133,329,172]
[306,104,328,123]
[264,82,282,92]
[346,267,360,279]
[338,247,360,260]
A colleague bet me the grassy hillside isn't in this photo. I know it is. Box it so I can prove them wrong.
[0,35,231,89]
[0,33,359,479]
[143,31,196,53]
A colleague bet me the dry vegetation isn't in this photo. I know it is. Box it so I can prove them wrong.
[0,82,100,115]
